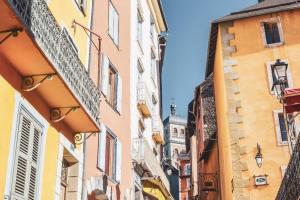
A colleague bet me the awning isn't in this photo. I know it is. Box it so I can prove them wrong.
[141,177,174,200]
[284,88,300,113]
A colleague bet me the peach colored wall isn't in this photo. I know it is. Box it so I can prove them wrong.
[86,0,132,198]
[227,11,300,199]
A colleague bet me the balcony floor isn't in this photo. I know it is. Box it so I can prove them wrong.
[0,0,99,133]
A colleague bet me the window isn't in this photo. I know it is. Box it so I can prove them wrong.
[266,60,292,94]
[273,110,288,145]
[137,5,143,47]
[180,129,185,138]
[105,133,116,177]
[173,128,178,137]
[173,148,179,159]
[101,55,122,113]
[10,107,44,200]
[137,58,144,73]
[60,150,80,200]
[184,164,191,176]
[261,18,284,47]
[74,0,87,15]
[109,2,119,46]
[150,14,155,38]
[98,125,122,182]
[151,50,157,85]
[186,178,191,189]
[108,65,117,106]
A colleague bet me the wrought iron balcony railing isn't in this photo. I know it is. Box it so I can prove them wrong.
[276,136,300,200]
[137,82,152,118]
[132,138,170,191]
[8,0,100,124]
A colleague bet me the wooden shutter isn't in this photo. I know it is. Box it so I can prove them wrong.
[115,139,122,182]
[116,74,122,113]
[97,124,107,171]
[11,110,42,200]
[101,55,109,96]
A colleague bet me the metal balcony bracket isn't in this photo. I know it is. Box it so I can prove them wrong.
[50,106,80,123]
[74,132,97,145]
[22,73,57,92]
[0,28,22,45]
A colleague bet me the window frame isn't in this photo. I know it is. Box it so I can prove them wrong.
[137,4,144,50]
[105,128,118,180]
[260,17,284,48]
[266,59,293,95]
[273,110,288,146]
[108,1,119,47]
[4,94,49,200]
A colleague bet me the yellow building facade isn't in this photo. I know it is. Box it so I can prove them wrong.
[0,0,99,199]
[206,1,300,199]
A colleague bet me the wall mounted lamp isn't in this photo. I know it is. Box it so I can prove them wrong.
[255,143,263,168]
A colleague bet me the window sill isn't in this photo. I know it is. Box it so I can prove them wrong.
[265,41,284,48]
[277,142,288,146]
[105,98,120,115]
[108,33,120,50]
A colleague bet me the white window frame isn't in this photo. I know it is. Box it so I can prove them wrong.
[260,17,284,48]
[273,110,288,146]
[137,3,144,50]
[54,134,83,200]
[4,93,49,200]
[266,59,293,94]
[108,1,119,46]
[184,164,191,176]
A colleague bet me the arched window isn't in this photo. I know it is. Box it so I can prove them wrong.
[180,129,185,138]
[172,128,178,137]
[173,148,179,159]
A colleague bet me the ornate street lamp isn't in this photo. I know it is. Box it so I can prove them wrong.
[255,143,263,168]
[271,59,288,101]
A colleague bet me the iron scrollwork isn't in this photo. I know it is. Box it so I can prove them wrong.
[8,0,101,126]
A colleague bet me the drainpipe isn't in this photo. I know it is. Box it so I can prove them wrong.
[81,134,87,200]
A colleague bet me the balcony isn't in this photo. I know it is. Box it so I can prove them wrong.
[0,0,100,132]
[152,115,164,144]
[137,82,152,118]
[132,138,170,191]
[276,136,300,200]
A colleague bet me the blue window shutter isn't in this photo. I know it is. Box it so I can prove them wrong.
[116,74,122,113]
[115,139,122,182]
[97,124,107,171]
[101,55,109,96]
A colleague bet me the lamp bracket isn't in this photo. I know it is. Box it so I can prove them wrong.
[22,73,57,92]
[74,132,98,145]
[0,28,23,45]
[50,106,80,123]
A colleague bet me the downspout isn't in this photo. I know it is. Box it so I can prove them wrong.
[82,0,94,199]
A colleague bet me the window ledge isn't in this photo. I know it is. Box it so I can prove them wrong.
[265,41,284,48]
[277,142,288,146]
[104,98,120,116]
[108,33,120,50]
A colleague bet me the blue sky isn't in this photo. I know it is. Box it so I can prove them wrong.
[161,0,257,118]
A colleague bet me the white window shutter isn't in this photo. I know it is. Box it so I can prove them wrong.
[97,124,107,171]
[116,74,122,113]
[101,55,109,96]
[109,3,114,38]
[115,139,122,183]
[114,10,119,45]
[11,111,42,200]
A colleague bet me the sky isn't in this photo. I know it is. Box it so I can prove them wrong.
[161,0,257,118]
